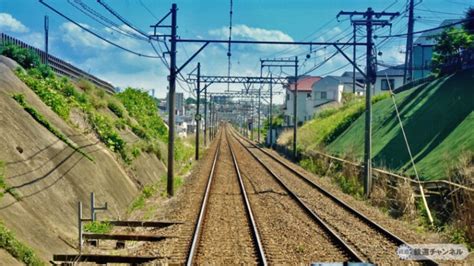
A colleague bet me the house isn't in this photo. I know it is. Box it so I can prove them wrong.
[412,19,461,80]
[340,71,366,95]
[374,65,404,94]
[283,76,321,126]
[312,75,365,108]
[165,92,185,115]
[311,76,344,109]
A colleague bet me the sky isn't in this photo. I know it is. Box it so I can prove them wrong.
[0,0,472,102]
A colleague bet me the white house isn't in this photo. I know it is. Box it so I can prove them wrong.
[283,76,321,126]
[312,76,349,108]
[374,65,405,94]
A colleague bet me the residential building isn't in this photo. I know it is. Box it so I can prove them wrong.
[311,76,344,109]
[283,76,321,126]
[374,65,404,94]
[412,19,461,80]
[340,71,366,94]
[165,92,185,115]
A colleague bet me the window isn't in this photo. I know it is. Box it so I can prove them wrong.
[381,79,395,91]
[286,93,290,100]
[307,92,311,98]
[320,91,327,99]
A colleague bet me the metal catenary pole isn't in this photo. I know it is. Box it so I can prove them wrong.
[403,0,415,84]
[292,56,298,159]
[44,15,49,66]
[364,9,373,198]
[204,85,208,147]
[257,64,263,142]
[195,62,201,160]
[269,73,273,148]
[353,24,356,94]
[167,3,178,197]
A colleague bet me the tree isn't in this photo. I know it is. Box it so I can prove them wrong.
[185,97,196,105]
[463,7,474,34]
[431,27,473,73]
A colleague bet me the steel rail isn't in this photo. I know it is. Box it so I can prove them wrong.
[225,128,268,265]
[186,128,267,265]
[233,129,439,266]
[228,129,364,263]
[186,130,223,266]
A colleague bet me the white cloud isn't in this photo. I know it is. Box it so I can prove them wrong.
[209,24,294,51]
[60,22,109,49]
[0,13,29,33]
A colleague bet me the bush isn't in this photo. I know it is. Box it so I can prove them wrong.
[117,88,167,141]
[0,221,44,265]
[88,112,127,160]
[0,43,40,69]
[107,100,125,118]
[16,69,71,120]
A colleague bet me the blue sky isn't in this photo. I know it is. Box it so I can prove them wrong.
[1,0,472,100]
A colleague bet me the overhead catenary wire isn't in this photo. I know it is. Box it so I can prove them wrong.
[39,0,161,58]
[69,0,147,41]
[97,0,150,38]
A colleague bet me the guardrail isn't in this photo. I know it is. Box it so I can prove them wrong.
[0,32,115,94]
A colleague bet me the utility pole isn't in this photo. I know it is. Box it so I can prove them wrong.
[292,56,298,159]
[167,3,178,197]
[257,64,263,143]
[195,62,201,160]
[353,24,356,94]
[338,8,398,198]
[269,73,273,148]
[204,85,208,147]
[260,57,298,158]
[403,0,415,84]
[44,15,49,66]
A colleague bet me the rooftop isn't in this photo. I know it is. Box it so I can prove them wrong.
[376,64,405,76]
[288,76,321,92]
[414,19,462,46]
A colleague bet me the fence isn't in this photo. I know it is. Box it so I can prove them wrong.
[0,33,115,94]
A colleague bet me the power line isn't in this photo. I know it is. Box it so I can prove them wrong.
[139,0,159,20]
[39,0,161,58]
[97,0,149,38]
[68,0,147,41]
[378,17,472,38]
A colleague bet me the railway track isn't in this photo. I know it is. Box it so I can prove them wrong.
[229,127,438,265]
[186,128,266,265]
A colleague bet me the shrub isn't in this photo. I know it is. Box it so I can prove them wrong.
[0,43,40,69]
[16,69,71,120]
[0,221,44,265]
[117,88,167,140]
[107,100,125,118]
[88,112,127,160]
[76,79,94,92]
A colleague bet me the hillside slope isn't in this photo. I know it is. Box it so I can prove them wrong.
[327,69,474,180]
[0,57,168,263]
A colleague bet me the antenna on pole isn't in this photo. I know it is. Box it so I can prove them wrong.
[44,15,49,66]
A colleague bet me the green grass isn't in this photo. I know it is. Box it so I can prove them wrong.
[327,69,474,180]
[0,221,44,266]
[296,93,389,152]
[83,221,112,234]
[12,94,93,162]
